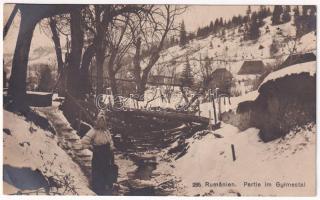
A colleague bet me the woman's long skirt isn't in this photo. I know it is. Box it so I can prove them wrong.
[91,144,113,195]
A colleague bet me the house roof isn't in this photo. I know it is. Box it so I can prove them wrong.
[212,68,233,79]
[238,60,265,75]
[279,52,316,69]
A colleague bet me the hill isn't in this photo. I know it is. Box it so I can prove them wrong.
[152,16,316,78]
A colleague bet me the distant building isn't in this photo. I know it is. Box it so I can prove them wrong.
[278,52,316,70]
[209,68,233,95]
[238,60,265,75]
[234,60,265,96]
[148,75,181,86]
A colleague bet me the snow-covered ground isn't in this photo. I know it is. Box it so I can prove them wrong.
[161,122,315,196]
[3,110,94,195]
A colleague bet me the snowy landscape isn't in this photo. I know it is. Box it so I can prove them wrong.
[2,4,317,196]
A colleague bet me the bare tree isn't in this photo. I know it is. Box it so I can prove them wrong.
[8,4,78,109]
[48,17,64,75]
[81,5,152,95]
[181,56,220,110]
[37,15,68,94]
[105,15,133,96]
[131,5,186,99]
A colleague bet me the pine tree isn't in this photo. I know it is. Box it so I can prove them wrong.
[179,20,187,47]
[306,6,316,33]
[246,5,252,17]
[180,57,194,87]
[295,6,317,37]
[209,21,214,32]
[248,12,260,40]
[219,17,224,27]
[282,5,291,23]
[196,27,201,37]
[267,7,272,16]
[243,23,249,40]
[259,5,267,19]
[293,6,303,37]
[272,5,283,25]
[213,18,220,33]
[293,6,300,25]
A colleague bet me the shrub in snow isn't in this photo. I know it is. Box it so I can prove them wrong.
[269,39,279,56]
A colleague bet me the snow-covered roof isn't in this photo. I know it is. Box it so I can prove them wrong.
[238,60,265,75]
[279,52,316,69]
[259,61,316,89]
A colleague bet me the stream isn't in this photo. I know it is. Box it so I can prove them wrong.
[111,118,186,196]
[113,133,176,196]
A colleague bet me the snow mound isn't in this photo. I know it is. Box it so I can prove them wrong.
[170,123,315,196]
[3,110,94,195]
[229,90,259,110]
[259,61,316,89]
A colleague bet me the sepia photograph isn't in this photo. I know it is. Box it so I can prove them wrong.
[2,2,317,196]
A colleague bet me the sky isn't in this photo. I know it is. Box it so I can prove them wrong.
[179,5,260,32]
[3,5,263,55]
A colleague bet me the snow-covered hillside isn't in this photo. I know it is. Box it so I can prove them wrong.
[3,110,94,195]
[153,16,316,77]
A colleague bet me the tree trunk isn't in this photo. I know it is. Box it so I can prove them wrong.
[49,17,65,96]
[95,51,104,95]
[132,35,164,99]
[67,8,83,98]
[49,17,63,74]
[179,86,190,104]
[3,5,18,39]
[62,8,84,127]
[80,44,95,97]
[7,5,81,109]
[108,69,118,96]
[94,25,108,95]
[8,13,37,109]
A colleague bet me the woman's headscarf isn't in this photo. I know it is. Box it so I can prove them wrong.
[95,112,107,130]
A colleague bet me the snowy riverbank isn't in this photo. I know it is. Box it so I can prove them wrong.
[159,122,315,196]
[3,110,94,195]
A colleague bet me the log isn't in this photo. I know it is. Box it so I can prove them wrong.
[113,108,209,125]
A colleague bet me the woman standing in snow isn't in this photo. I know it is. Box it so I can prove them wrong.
[81,113,116,195]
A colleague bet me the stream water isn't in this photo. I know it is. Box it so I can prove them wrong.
[113,126,179,196]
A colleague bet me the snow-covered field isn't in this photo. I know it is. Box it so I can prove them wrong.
[3,110,94,195]
[162,122,316,196]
